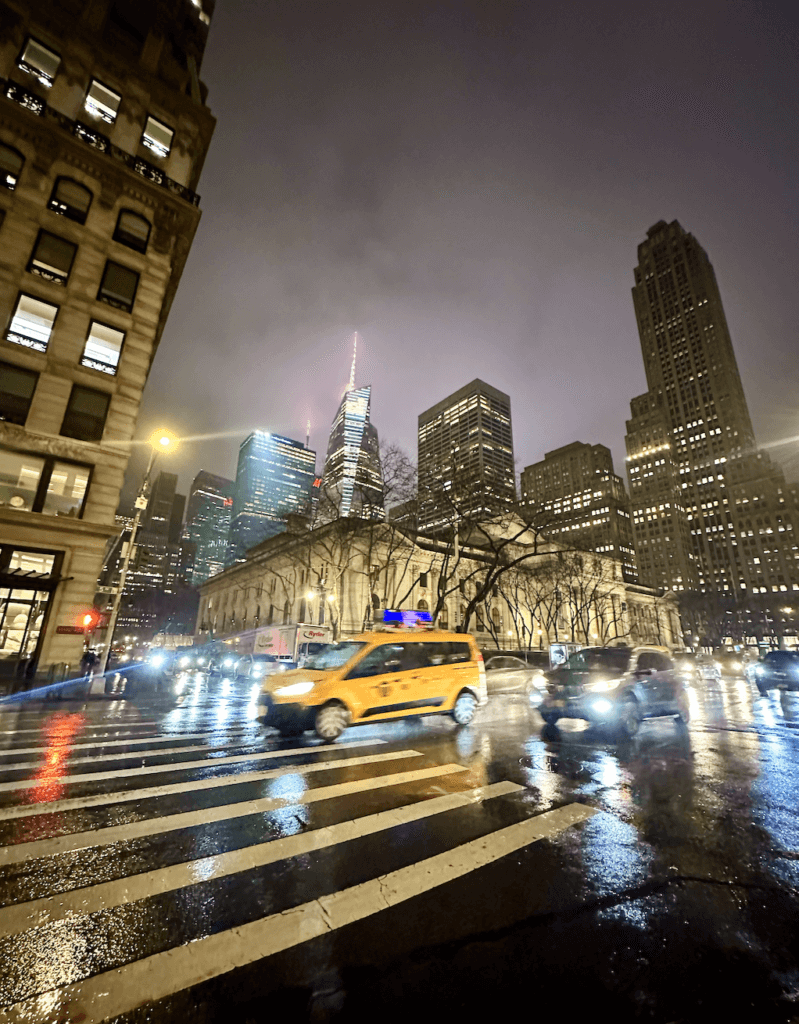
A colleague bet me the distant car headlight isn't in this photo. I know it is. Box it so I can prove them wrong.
[592,698,613,715]
[274,681,315,696]
[731,661,741,671]
[149,654,165,668]
[179,656,190,667]
[223,657,235,667]
[251,663,267,675]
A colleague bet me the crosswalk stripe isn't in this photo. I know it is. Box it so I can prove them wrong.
[0,737,386,793]
[0,802,595,1023]
[0,746,416,822]
[0,741,259,770]
[0,722,158,737]
[0,729,257,756]
[0,766,489,930]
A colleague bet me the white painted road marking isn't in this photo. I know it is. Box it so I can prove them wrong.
[0,772,504,935]
[0,761,465,866]
[0,729,256,756]
[0,745,413,822]
[0,737,386,793]
[0,739,259,771]
[0,803,595,1023]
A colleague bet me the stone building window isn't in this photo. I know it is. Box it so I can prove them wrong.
[48,178,93,224]
[17,38,60,86]
[84,80,121,124]
[0,363,38,426]
[0,145,24,191]
[439,606,449,629]
[113,210,151,254]
[97,261,139,313]
[81,321,125,376]
[60,385,110,443]
[142,116,174,158]
[28,231,76,285]
[6,293,58,352]
[0,445,90,517]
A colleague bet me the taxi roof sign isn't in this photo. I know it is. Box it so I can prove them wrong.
[380,609,433,629]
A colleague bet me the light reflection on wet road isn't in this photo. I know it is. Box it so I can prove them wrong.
[0,673,797,1022]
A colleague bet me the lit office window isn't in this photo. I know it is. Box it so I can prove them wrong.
[48,178,92,224]
[141,116,173,157]
[80,321,125,375]
[0,144,24,191]
[6,293,58,352]
[17,37,60,85]
[84,79,121,123]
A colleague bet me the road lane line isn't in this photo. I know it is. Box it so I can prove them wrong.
[0,802,595,1023]
[0,766,487,926]
[0,738,386,793]
[0,746,413,822]
[0,723,158,737]
[0,760,464,866]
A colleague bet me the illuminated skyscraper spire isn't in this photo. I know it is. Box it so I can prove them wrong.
[348,332,357,392]
[306,419,311,449]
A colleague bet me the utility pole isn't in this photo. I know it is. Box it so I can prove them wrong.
[98,430,178,676]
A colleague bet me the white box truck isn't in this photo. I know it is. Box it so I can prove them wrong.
[253,623,332,666]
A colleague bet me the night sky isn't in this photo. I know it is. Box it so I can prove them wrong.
[130,0,799,500]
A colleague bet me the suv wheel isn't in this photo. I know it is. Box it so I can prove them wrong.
[314,702,349,741]
[618,699,641,738]
[452,691,477,726]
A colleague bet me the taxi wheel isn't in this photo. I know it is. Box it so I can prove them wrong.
[452,691,477,726]
[315,702,349,741]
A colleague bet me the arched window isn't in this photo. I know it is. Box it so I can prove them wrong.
[0,144,24,191]
[459,604,466,626]
[283,600,290,624]
[267,604,274,625]
[476,607,486,631]
[113,209,151,253]
[417,598,428,611]
[48,177,92,224]
[254,605,260,626]
[439,606,449,629]
[298,599,307,622]
[491,606,500,628]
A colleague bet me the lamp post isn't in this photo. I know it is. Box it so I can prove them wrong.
[98,429,178,675]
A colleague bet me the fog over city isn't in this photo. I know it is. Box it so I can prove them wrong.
[133,0,799,491]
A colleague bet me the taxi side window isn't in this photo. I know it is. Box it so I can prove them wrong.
[347,647,394,679]
[650,653,673,671]
[443,642,471,664]
[637,652,658,671]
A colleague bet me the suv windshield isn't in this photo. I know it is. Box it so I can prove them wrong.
[567,648,630,673]
[304,642,366,670]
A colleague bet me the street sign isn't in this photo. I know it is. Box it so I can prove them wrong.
[57,625,85,635]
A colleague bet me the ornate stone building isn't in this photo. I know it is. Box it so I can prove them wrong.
[197,519,681,656]
[0,0,214,680]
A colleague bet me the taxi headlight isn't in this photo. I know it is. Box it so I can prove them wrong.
[274,681,315,696]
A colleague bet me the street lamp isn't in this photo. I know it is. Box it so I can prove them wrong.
[98,429,179,675]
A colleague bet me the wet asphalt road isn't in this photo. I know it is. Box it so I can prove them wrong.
[0,673,798,1022]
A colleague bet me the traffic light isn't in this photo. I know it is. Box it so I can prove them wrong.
[78,608,101,632]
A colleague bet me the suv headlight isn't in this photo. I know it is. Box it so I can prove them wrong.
[274,681,315,696]
[586,677,619,693]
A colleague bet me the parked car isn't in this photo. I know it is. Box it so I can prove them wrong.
[481,649,550,670]
[484,655,544,704]
[538,645,690,739]
[696,655,722,681]
[751,650,799,694]
[257,628,487,740]
[208,650,240,675]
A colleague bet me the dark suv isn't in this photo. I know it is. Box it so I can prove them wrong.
[752,651,799,694]
[539,646,690,738]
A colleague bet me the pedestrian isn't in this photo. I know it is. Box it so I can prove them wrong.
[80,649,98,678]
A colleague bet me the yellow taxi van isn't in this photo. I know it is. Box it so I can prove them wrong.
[256,615,487,741]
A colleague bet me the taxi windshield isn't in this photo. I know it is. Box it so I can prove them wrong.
[304,642,367,670]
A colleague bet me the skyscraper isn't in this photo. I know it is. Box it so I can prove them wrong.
[319,338,384,520]
[184,470,233,585]
[626,220,799,603]
[0,0,215,678]
[418,379,515,532]
[521,442,638,582]
[227,432,316,564]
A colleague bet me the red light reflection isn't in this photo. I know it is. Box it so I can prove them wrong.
[16,712,86,844]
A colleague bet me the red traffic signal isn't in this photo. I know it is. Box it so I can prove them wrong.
[77,608,101,631]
